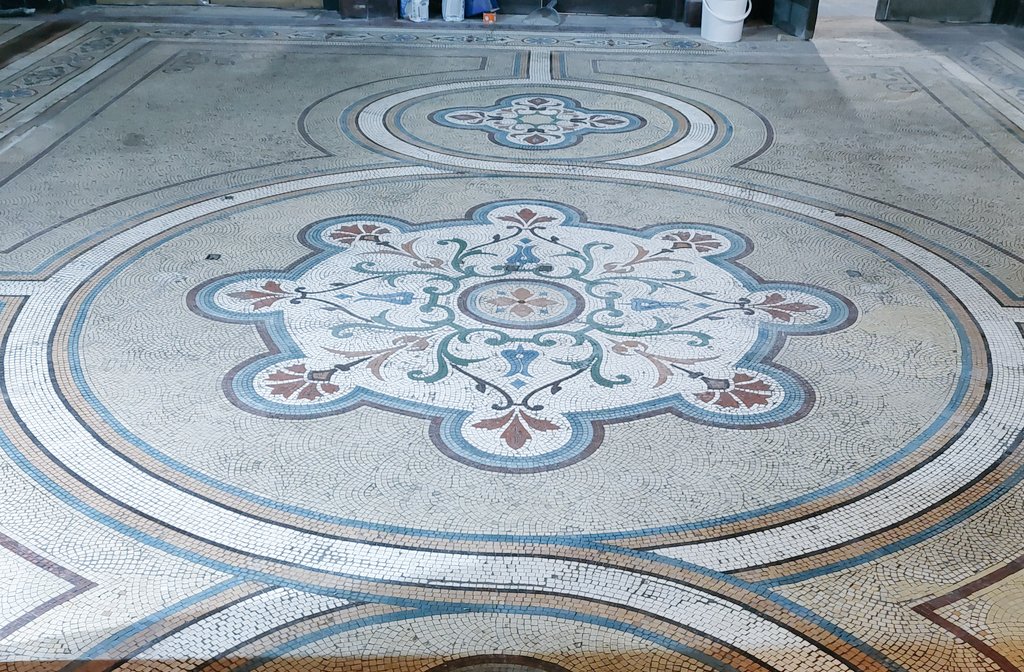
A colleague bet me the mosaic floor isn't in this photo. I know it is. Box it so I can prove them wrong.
[1,11,1023,671]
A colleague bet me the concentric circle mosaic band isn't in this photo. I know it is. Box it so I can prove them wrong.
[1,21,1023,672]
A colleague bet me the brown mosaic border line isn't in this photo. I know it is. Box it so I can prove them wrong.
[912,555,1024,672]
[235,654,719,672]
[63,581,273,672]
[737,426,1024,583]
[127,596,777,672]
[0,297,97,643]
[43,172,984,560]
[0,527,97,642]
[55,653,728,672]
[208,601,775,672]
[428,656,573,672]
[185,607,747,672]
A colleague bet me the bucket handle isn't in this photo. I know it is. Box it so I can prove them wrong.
[702,0,751,22]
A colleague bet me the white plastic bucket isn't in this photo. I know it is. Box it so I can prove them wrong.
[443,0,465,21]
[401,0,429,21]
[701,0,751,42]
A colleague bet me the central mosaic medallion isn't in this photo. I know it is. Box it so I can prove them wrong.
[431,95,644,149]
[193,200,854,472]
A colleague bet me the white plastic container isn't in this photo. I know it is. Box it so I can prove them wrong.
[402,0,429,21]
[701,0,751,42]
[443,0,465,21]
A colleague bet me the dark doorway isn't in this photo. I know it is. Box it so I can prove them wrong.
[993,0,1024,24]
[772,0,818,38]
[499,0,657,16]
[876,0,997,21]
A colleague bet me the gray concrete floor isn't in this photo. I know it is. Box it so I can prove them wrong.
[817,0,879,18]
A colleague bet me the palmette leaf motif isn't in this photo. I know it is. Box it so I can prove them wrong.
[498,208,558,226]
[227,280,291,310]
[694,373,773,409]
[265,364,340,401]
[754,292,819,323]
[198,200,851,471]
[330,223,390,244]
[473,410,561,451]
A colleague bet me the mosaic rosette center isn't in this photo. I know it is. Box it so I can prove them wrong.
[458,279,584,330]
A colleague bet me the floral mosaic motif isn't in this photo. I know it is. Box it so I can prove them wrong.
[431,95,644,150]
[0,88,35,100]
[193,201,854,472]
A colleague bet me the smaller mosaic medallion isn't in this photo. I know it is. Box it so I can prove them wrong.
[341,81,730,166]
[431,94,644,149]
[192,200,854,472]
